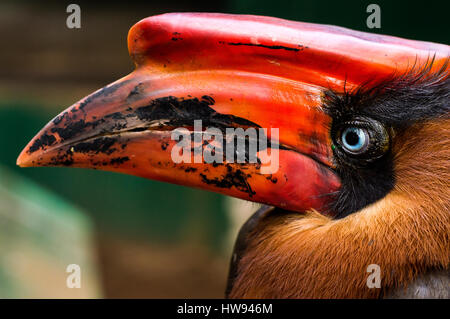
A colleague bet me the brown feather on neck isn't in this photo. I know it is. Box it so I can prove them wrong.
[229,119,449,298]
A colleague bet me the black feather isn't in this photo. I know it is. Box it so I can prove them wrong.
[324,56,449,127]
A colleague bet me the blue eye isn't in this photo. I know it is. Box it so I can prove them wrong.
[341,127,369,153]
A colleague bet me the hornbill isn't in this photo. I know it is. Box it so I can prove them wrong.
[17,13,449,298]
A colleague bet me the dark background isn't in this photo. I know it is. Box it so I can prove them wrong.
[0,0,447,297]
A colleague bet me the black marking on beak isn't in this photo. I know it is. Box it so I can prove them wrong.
[28,133,56,153]
[199,164,256,197]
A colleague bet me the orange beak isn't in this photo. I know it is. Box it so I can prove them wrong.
[16,13,448,216]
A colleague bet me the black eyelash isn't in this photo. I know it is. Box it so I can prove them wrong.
[322,55,450,128]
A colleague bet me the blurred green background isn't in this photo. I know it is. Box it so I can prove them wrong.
[0,0,447,298]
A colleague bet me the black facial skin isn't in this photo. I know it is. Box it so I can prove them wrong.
[324,113,395,218]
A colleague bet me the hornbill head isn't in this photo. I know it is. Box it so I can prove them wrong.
[17,13,449,298]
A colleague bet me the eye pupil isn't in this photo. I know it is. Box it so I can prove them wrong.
[344,130,360,146]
